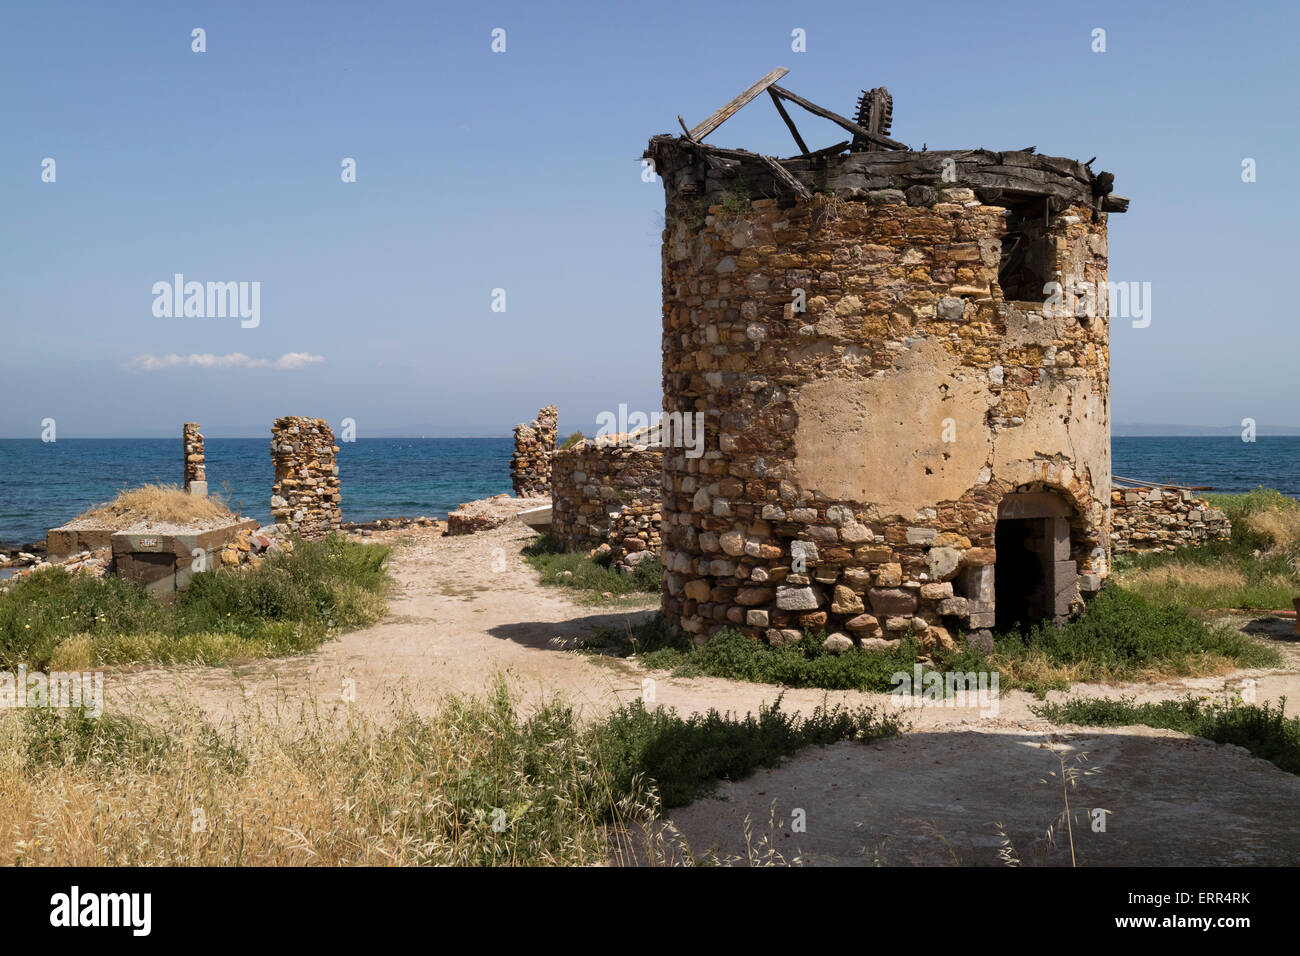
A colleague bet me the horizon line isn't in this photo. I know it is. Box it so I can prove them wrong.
[1,432,1298,441]
[0,434,517,441]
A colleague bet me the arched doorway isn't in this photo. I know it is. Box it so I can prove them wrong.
[994,490,1076,631]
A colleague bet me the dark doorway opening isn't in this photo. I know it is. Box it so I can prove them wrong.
[994,492,1076,632]
[995,518,1048,631]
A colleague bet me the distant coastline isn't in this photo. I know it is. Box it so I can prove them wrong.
[1112,425,1300,437]
[3,426,1298,440]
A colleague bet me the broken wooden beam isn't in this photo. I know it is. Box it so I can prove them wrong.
[770,83,908,150]
[795,140,851,161]
[757,154,812,200]
[688,67,789,141]
[684,141,813,200]
[767,88,809,155]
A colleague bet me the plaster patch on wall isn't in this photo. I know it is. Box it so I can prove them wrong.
[792,340,993,516]
[990,377,1110,505]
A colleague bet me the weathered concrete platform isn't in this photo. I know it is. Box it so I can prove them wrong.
[46,527,114,559]
[111,519,260,599]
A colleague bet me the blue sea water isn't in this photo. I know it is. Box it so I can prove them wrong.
[0,438,514,547]
[1,435,1297,548]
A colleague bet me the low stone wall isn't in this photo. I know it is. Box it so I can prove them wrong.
[511,406,558,497]
[270,416,341,538]
[1110,486,1231,554]
[5,524,290,595]
[183,423,207,496]
[551,438,662,570]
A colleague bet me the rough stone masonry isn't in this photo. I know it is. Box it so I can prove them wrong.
[183,422,207,497]
[511,405,558,497]
[1111,484,1231,553]
[551,428,663,571]
[270,416,341,538]
[646,133,1127,650]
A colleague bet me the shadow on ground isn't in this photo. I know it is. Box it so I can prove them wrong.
[488,608,658,652]
[1239,615,1299,642]
[625,728,1300,866]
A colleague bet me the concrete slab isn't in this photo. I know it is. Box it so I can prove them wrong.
[652,729,1300,866]
[111,519,259,599]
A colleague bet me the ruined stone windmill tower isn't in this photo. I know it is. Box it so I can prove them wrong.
[646,70,1127,647]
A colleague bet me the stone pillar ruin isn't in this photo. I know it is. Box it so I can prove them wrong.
[270,416,341,538]
[646,132,1127,648]
[510,405,558,498]
[183,422,207,497]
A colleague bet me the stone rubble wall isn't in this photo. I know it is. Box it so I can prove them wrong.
[446,493,547,535]
[1110,486,1231,554]
[217,527,293,569]
[0,547,111,586]
[650,138,1115,650]
[183,422,206,494]
[270,416,341,538]
[604,499,663,572]
[551,438,663,571]
[341,516,443,534]
[511,405,558,497]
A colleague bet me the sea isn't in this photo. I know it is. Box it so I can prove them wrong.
[1,435,1297,549]
[0,437,513,548]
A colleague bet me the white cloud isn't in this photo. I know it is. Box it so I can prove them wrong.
[271,351,325,370]
[128,352,325,371]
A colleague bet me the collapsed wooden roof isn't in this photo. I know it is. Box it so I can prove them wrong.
[649,68,1128,213]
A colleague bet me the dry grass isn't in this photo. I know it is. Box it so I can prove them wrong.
[70,483,234,528]
[1115,561,1294,611]
[1112,488,1300,612]
[985,647,1242,692]
[45,630,319,670]
[1120,564,1248,592]
[0,688,650,866]
[0,680,899,867]
[984,646,1241,691]
[1244,508,1300,553]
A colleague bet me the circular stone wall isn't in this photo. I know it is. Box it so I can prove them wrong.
[648,138,1118,647]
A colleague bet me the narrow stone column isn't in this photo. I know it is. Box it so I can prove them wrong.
[270,416,341,538]
[510,405,558,497]
[183,422,207,497]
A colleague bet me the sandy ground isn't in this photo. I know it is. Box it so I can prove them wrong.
[106,521,1300,866]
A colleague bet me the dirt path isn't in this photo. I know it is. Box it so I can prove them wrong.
[108,521,1300,725]
[109,523,655,723]
[105,522,1300,866]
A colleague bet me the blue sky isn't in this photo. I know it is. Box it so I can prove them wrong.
[1,0,1295,437]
